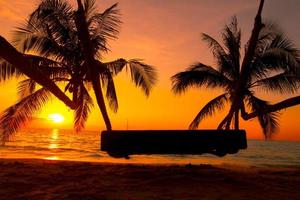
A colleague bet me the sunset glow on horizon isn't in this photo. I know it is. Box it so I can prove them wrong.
[0,0,299,141]
[48,114,65,124]
[1,1,300,199]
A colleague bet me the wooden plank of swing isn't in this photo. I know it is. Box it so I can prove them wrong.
[101,130,247,157]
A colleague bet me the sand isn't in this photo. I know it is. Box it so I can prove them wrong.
[0,159,299,200]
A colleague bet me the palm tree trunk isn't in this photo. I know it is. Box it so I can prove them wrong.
[74,0,112,131]
[218,108,234,130]
[217,116,228,130]
[240,0,265,78]
[234,110,239,130]
[0,35,76,109]
[235,0,267,126]
[225,113,233,130]
[239,0,300,122]
[91,73,112,130]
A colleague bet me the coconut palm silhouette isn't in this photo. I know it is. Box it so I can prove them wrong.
[171,15,300,138]
[0,0,157,142]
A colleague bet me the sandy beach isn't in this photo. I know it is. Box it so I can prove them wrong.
[0,159,299,200]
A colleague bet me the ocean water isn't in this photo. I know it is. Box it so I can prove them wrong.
[0,128,299,167]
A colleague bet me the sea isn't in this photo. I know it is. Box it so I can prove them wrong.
[0,128,299,168]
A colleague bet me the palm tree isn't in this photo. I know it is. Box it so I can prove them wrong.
[0,0,157,143]
[171,15,300,138]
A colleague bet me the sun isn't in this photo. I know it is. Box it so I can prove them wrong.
[48,113,65,124]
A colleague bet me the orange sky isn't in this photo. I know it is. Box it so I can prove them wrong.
[0,0,300,141]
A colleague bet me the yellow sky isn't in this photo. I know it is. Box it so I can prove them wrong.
[0,0,300,141]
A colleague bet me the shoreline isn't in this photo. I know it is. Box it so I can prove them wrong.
[0,158,299,200]
[2,155,300,169]
[1,157,300,169]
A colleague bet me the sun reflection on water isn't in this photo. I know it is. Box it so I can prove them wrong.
[45,156,60,161]
[51,129,59,141]
[45,129,60,160]
[49,143,58,149]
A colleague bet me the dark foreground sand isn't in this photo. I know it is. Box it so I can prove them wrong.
[0,159,299,200]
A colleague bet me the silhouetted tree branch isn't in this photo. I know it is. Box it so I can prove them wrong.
[0,35,76,109]
[242,95,300,120]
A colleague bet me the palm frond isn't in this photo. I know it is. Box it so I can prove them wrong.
[104,58,127,75]
[88,3,121,39]
[103,58,157,96]
[17,79,36,99]
[245,92,268,112]
[24,55,70,80]
[127,59,157,96]
[0,58,22,81]
[90,34,110,57]
[261,35,300,71]
[13,22,77,60]
[201,33,234,80]
[0,88,51,143]
[255,21,281,53]
[249,32,300,85]
[74,85,93,132]
[171,63,231,94]
[247,56,269,82]
[29,0,73,26]
[84,0,97,19]
[88,3,121,57]
[13,0,77,60]
[253,72,300,94]
[258,112,280,139]
[15,23,78,62]
[222,16,241,77]
[246,94,279,138]
[201,33,226,58]
[100,68,118,112]
[103,59,157,96]
[189,93,228,129]
[13,20,46,53]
